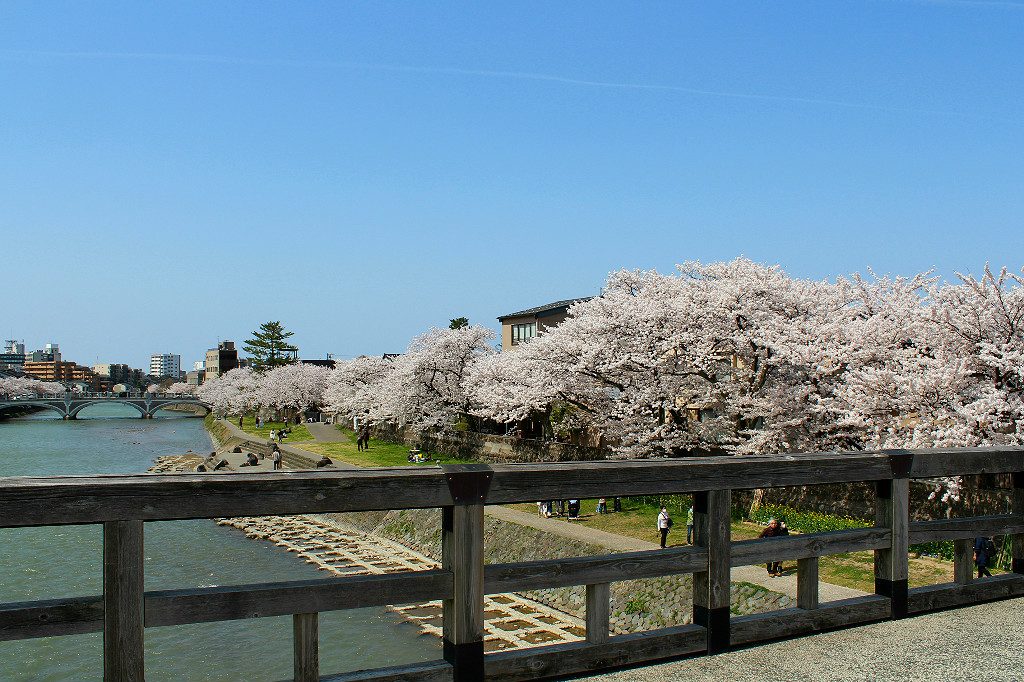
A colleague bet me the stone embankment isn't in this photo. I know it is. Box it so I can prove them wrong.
[333,508,792,635]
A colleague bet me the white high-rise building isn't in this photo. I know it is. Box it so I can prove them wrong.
[150,353,181,379]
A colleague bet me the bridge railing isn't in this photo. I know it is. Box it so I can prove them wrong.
[0,447,1022,681]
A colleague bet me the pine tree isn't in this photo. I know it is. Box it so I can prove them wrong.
[244,321,298,371]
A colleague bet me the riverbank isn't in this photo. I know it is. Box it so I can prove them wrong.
[199,415,795,638]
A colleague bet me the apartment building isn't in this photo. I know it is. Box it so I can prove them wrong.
[149,353,181,379]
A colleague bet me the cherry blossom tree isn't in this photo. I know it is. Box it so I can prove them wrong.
[255,363,331,418]
[0,376,66,398]
[195,367,259,416]
[165,382,193,395]
[324,355,395,420]
[365,325,496,429]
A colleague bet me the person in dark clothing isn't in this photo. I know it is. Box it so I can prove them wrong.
[975,536,995,578]
[760,518,786,576]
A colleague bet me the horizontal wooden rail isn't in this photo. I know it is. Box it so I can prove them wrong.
[730,595,891,646]
[908,515,1024,544]
[1,447,1021,527]
[485,624,707,682]
[0,571,452,642]
[1,446,1021,681]
[484,546,708,594]
[908,574,1024,614]
[730,527,892,566]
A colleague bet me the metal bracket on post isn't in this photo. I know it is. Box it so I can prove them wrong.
[442,463,493,505]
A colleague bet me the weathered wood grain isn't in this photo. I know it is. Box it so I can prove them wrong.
[293,612,318,682]
[103,520,144,682]
[908,446,1024,477]
[442,504,485,682]
[0,571,453,641]
[731,595,891,646]
[1014,473,1024,575]
[0,468,453,528]
[485,453,894,504]
[730,528,892,567]
[586,583,610,644]
[485,624,706,682]
[909,515,1024,543]
[319,660,453,682]
[953,539,974,585]
[875,478,909,617]
[907,575,1024,614]
[0,595,103,641]
[483,546,707,594]
[797,557,819,610]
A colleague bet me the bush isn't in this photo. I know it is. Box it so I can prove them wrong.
[747,504,870,534]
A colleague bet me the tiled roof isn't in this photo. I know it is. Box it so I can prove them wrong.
[497,297,594,321]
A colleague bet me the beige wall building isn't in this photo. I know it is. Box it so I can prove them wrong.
[497,298,592,351]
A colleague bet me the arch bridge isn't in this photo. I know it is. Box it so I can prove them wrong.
[0,393,210,419]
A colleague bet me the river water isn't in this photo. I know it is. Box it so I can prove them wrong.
[0,404,438,680]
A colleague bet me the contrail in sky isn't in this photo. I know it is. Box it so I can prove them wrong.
[0,49,1008,122]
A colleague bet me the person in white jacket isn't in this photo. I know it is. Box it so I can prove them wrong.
[657,507,672,548]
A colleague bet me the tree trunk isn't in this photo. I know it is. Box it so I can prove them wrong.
[749,488,766,517]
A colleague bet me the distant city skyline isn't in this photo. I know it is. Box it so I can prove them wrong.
[2,2,1021,369]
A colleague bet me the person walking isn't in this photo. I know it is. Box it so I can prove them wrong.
[238,416,243,429]
[975,536,996,578]
[760,518,786,576]
[657,506,672,548]
[272,446,282,471]
[686,505,695,545]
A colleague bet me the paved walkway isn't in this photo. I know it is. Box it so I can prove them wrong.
[486,506,865,602]
[306,421,349,442]
[214,419,360,470]
[583,597,1024,681]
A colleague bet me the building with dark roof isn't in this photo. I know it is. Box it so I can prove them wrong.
[496,297,592,351]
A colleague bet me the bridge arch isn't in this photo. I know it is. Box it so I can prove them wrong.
[0,401,69,419]
[68,400,147,419]
[148,400,211,417]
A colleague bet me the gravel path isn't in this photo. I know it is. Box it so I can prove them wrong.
[583,597,1024,681]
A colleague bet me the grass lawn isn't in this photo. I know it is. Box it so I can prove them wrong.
[508,497,965,592]
[292,425,477,468]
[237,415,314,443]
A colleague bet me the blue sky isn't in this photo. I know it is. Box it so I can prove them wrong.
[2,1,1022,370]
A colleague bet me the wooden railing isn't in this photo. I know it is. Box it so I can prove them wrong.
[1,447,1022,681]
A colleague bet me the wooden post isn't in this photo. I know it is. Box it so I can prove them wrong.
[874,460,910,619]
[692,489,731,653]
[797,557,819,610]
[953,539,974,585]
[1011,473,1019,573]
[103,520,145,682]
[293,613,318,682]
[585,583,610,644]
[441,464,491,682]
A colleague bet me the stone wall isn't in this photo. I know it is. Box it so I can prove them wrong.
[330,508,791,634]
[371,422,605,464]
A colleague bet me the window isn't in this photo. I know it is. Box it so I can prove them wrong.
[511,322,536,345]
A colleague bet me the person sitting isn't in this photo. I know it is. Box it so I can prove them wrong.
[316,456,332,468]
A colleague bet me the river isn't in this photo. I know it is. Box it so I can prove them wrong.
[0,404,439,680]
